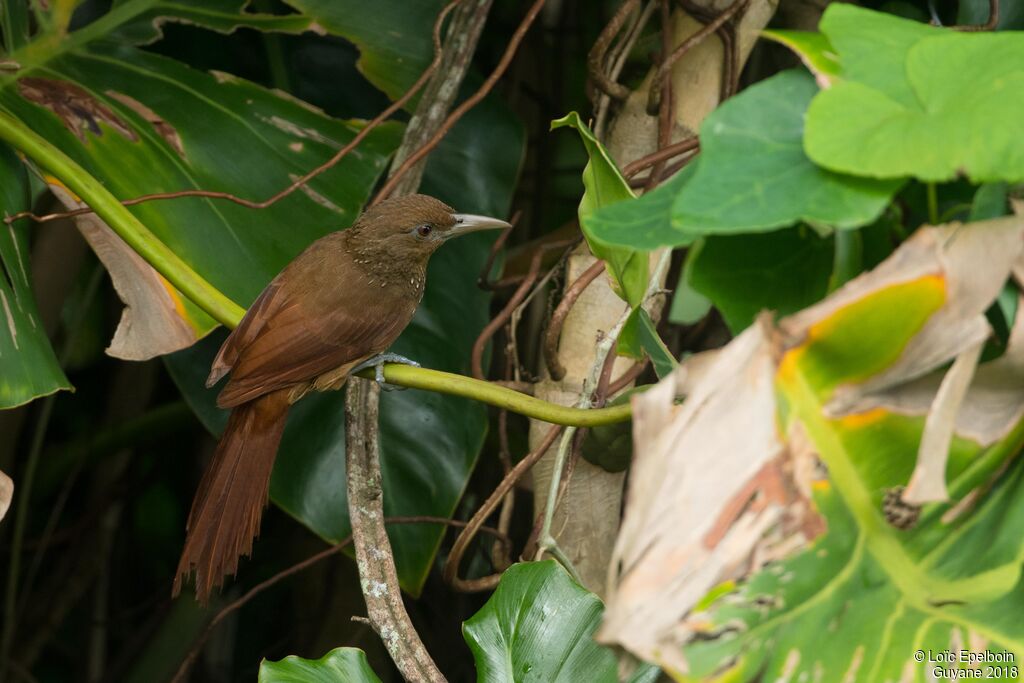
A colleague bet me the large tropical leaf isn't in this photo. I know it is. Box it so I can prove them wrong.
[0,145,70,408]
[601,217,1024,679]
[259,647,381,683]
[464,561,660,683]
[0,0,524,594]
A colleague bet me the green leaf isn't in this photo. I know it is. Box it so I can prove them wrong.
[761,30,841,85]
[672,70,899,238]
[620,308,677,378]
[804,8,1024,182]
[588,164,695,251]
[0,145,71,408]
[605,218,1024,678]
[668,268,711,325]
[463,561,660,683]
[587,71,899,251]
[2,41,401,358]
[551,112,648,308]
[970,183,1009,221]
[259,647,382,683]
[818,4,940,106]
[112,1,314,45]
[687,227,835,333]
[283,0,446,101]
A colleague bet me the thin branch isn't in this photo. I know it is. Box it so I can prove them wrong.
[5,0,463,226]
[170,516,508,683]
[534,250,672,564]
[471,239,576,379]
[371,0,548,205]
[385,0,495,197]
[645,0,675,190]
[953,0,999,30]
[587,0,642,102]
[621,136,699,178]
[544,260,606,381]
[595,0,658,139]
[647,0,748,114]
[443,424,563,592]
[346,379,445,683]
[607,358,649,396]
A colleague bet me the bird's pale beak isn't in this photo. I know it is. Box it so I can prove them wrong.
[446,213,512,239]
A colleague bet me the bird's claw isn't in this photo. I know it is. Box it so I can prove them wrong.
[352,353,421,392]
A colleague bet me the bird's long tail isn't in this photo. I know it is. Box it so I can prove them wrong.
[174,388,290,603]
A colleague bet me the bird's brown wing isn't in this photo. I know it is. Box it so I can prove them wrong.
[214,287,412,409]
[207,280,286,388]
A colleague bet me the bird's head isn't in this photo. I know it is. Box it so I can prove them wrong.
[346,194,510,261]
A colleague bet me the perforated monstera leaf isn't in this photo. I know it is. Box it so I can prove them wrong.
[601,217,1024,678]
[282,0,446,102]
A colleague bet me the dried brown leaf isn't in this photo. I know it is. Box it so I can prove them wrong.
[48,184,199,360]
[599,316,825,673]
[0,469,12,521]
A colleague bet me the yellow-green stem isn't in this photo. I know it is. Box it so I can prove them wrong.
[0,111,246,328]
[0,112,637,427]
[357,365,634,426]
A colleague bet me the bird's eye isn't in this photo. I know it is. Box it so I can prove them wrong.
[415,224,433,238]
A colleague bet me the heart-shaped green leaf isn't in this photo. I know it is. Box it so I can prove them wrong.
[803,6,1024,182]
[587,71,899,251]
[464,561,660,683]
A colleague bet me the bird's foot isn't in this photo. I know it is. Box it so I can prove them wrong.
[351,353,421,391]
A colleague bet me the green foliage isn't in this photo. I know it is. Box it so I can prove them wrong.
[589,71,898,251]
[463,561,660,683]
[259,647,382,683]
[0,0,523,596]
[804,6,1024,182]
[284,0,445,102]
[619,308,677,377]
[111,1,314,45]
[686,227,834,333]
[582,388,646,473]
[682,306,1024,679]
[0,145,70,408]
[551,112,648,307]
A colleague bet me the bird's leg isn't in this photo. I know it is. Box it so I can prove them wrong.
[351,353,421,391]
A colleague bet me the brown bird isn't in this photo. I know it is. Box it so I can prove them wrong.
[174,194,510,602]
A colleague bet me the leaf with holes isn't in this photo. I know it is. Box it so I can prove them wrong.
[601,217,1024,678]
